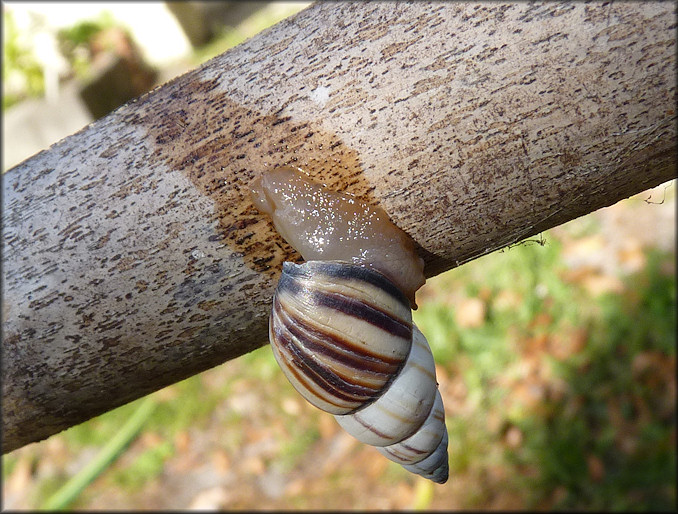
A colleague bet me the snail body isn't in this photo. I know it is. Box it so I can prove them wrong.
[251,167,448,483]
[250,166,425,306]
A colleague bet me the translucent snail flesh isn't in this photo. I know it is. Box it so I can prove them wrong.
[251,166,425,306]
[251,166,449,483]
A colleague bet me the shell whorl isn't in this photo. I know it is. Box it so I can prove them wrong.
[334,325,438,447]
[379,390,449,483]
[269,260,449,483]
[270,260,413,415]
[335,324,449,483]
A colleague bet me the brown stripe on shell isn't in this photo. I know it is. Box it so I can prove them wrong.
[274,347,358,412]
[310,290,411,340]
[402,431,449,484]
[349,410,396,441]
[275,293,404,373]
[273,296,397,392]
[271,302,380,406]
[282,260,411,311]
[380,444,428,463]
[279,315,396,389]
[409,361,437,383]
[278,263,412,340]
[268,330,350,413]
[388,442,427,456]
[272,327,370,412]
[268,259,416,415]
[275,285,411,368]
[376,389,446,466]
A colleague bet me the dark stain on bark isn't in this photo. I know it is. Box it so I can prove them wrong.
[128,73,377,285]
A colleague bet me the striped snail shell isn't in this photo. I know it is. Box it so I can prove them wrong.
[270,260,449,483]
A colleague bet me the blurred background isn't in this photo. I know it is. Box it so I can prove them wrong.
[2,1,676,510]
[2,1,311,171]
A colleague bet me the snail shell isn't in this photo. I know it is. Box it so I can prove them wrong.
[270,260,449,483]
[270,260,412,415]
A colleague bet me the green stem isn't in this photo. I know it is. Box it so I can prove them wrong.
[40,396,156,511]
[411,477,435,510]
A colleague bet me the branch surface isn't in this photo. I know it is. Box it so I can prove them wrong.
[2,2,676,452]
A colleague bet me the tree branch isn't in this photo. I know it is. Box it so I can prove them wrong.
[2,2,676,453]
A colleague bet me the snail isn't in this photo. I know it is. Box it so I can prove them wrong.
[250,166,449,483]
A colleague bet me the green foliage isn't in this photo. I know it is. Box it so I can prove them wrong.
[57,11,116,48]
[277,426,320,473]
[34,475,66,510]
[56,11,119,81]
[2,9,129,110]
[2,455,17,480]
[42,397,156,510]
[241,344,281,382]
[415,237,675,510]
[513,250,675,510]
[2,9,45,110]
[413,303,458,365]
[109,441,174,492]
[147,375,222,436]
[61,373,223,454]
[63,400,145,450]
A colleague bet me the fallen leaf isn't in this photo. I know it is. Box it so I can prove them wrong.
[188,486,230,510]
[174,430,190,453]
[587,454,605,482]
[505,426,523,448]
[141,430,163,448]
[581,273,624,296]
[455,297,486,328]
[318,413,338,439]
[3,454,34,509]
[365,449,388,479]
[242,455,265,475]
[393,482,414,508]
[284,478,305,497]
[494,289,522,311]
[560,235,606,269]
[618,241,646,274]
[212,449,230,475]
[281,397,301,416]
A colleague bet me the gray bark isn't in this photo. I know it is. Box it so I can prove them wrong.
[2,2,676,453]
